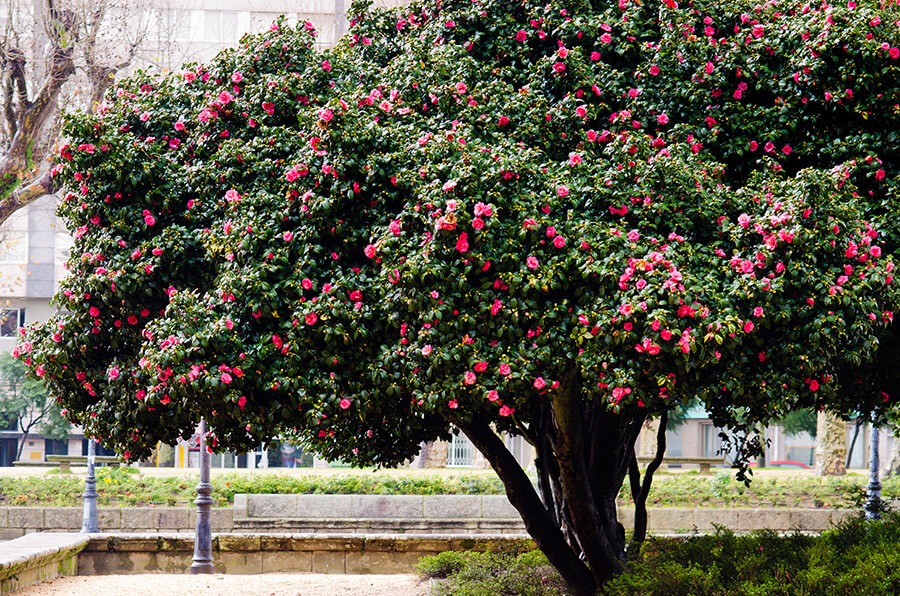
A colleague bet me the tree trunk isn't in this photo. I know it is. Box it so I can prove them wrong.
[453,414,599,596]
[452,368,646,595]
[629,410,668,544]
[815,410,847,476]
[885,426,900,477]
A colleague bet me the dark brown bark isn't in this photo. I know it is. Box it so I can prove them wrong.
[629,409,668,544]
[451,414,599,596]
[550,370,627,584]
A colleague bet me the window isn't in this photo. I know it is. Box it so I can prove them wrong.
[0,209,27,264]
[0,309,24,337]
[701,423,720,458]
[447,432,474,467]
[203,11,239,43]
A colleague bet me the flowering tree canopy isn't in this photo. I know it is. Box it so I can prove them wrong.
[17,0,900,592]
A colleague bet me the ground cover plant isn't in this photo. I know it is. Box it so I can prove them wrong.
[419,512,900,595]
[17,0,900,592]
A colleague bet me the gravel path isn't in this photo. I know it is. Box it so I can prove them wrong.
[17,573,433,596]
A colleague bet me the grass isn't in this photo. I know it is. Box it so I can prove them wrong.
[0,467,894,509]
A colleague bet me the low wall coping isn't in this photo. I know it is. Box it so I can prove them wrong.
[0,532,91,592]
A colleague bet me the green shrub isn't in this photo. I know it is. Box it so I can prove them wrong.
[419,550,569,596]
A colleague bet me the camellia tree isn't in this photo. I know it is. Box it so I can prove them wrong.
[15,0,900,593]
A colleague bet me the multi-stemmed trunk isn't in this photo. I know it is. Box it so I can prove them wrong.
[452,369,647,595]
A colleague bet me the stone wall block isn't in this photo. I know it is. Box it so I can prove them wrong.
[352,495,423,519]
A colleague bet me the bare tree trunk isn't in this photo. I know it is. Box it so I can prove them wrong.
[815,410,847,476]
[885,427,900,477]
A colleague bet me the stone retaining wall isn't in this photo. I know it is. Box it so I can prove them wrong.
[232,494,528,533]
[0,496,861,539]
[0,508,233,540]
[0,533,89,594]
[78,533,533,575]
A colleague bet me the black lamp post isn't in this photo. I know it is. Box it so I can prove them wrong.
[190,418,215,573]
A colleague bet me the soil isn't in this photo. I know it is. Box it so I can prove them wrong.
[17,573,434,596]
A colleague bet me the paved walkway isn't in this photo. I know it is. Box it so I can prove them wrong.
[17,573,432,596]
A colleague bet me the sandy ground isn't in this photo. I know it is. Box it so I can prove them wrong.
[17,573,434,596]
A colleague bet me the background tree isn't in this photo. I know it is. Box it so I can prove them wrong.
[15,1,900,593]
[0,0,150,224]
[0,353,67,461]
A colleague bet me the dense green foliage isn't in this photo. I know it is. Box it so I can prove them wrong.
[0,470,505,507]
[0,469,891,510]
[15,0,900,591]
[418,549,570,596]
[420,513,900,596]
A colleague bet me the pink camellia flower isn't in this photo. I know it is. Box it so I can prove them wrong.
[808,379,820,391]
[526,256,539,270]
[498,115,510,126]
[283,231,293,242]
[472,217,485,230]
[140,111,151,122]
[174,121,185,131]
[753,306,764,317]
[305,312,318,326]
[515,30,527,42]
[389,220,402,235]
[474,202,493,217]
[218,91,233,105]
[499,405,515,417]
[871,246,882,257]
[487,390,500,402]
[231,72,243,84]
[448,399,459,409]
[237,395,247,409]
[142,210,156,226]
[464,371,477,385]
[364,244,377,258]
[657,113,669,125]
[455,82,467,94]
[224,189,241,203]
[321,60,332,71]
[89,306,100,318]
[491,299,503,316]
[533,377,546,390]
[108,366,120,380]
[557,185,569,197]
[349,290,363,302]
[220,372,233,384]
[456,232,469,253]
[553,236,566,248]
[442,180,457,192]
[422,344,433,357]
[743,321,755,333]
[339,398,352,410]
[782,145,792,155]
[499,363,511,376]
[474,361,488,373]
